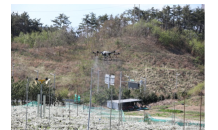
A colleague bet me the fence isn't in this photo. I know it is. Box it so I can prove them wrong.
[11,100,205,129]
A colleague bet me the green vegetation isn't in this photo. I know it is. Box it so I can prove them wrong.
[11,4,204,107]
[12,5,205,63]
[152,112,171,117]
[159,109,183,113]
[11,77,59,105]
[152,105,170,110]
[124,112,139,116]
[144,113,151,123]
[188,82,204,96]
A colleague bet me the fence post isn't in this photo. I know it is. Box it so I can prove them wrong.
[26,77,28,130]
[43,95,46,117]
[37,94,40,117]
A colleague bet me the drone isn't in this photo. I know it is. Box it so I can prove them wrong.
[92,51,120,60]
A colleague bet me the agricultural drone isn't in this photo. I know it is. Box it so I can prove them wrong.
[92,51,120,60]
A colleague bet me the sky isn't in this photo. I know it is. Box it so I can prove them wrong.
[11,4,202,30]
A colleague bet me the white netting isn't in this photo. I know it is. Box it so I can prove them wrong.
[11,103,204,130]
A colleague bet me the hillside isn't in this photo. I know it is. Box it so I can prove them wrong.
[11,33,204,102]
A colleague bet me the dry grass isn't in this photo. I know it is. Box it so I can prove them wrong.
[11,35,204,99]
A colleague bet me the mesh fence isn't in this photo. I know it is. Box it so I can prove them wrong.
[11,101,205,129]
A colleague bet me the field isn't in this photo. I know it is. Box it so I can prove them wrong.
[11,102,204,130]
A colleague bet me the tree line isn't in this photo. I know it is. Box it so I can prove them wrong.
[11,4,204,40]
[77,5,204,40]
[12,5,205,64]
[11,77,65,105]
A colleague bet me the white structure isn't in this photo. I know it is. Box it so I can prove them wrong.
[107,99,142,110]
[105,74,115,86]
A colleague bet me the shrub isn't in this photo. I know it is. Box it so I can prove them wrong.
[58,88,69,99]
[13,29,77,48]
[188,82,204,96]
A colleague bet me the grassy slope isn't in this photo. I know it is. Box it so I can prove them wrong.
[11,35,204,100]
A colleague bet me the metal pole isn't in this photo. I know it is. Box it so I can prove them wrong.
[183,95,185,130]
[50,73,55,106]
[144,78,146,96]
[34,70,39,117]
[40,83,42,118]
[54,74,55,99]
[120,72,123,125]
[43,95,46,117]
[97,70,99,93]
[69,97,70,120]
[12,64,14,108]
[37,94,40,117]
[174,90,175,125]
[174,73,179,125]
[87,68,93,130]
[49,84,50,123]
[76,86,78,116]
[200,92,202,130]
[11,80,13,108]
[109,75,112,130]
[25,77,28,130]
[119,71,122,125]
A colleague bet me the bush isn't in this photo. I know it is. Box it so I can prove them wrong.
[58,88,69,99]
[188,82,204,96]
[13,29,77,48]
[187,38,204,64]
